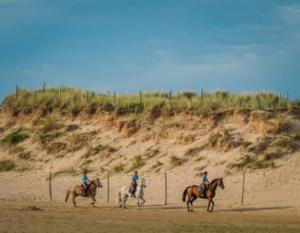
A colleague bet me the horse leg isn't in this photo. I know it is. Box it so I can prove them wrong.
[190,196,196,211]
[207,198,212,212]
[210,200,215,212]
[91,196,96,207]
[123,195,128,208]
[72,194,76,207]
[137,198,141,209]
[187,194,192,212]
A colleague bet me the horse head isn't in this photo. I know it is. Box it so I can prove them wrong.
[139,178,146,188]
[96,178,103,188]
[217,177,225,189]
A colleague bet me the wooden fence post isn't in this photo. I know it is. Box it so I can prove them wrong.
[169,90,172,110]
[279,94,281,109]
[107,170,110,203]
[200,88,204,106]
[49,168,53,201]
[43,82,46,92]
[15,85,19,97]
[59,86,62,100]
[86,91,89,103]
[241,171,245,206]
[113,91,116,104]
[139,91,143,104]
[164,172,168,205]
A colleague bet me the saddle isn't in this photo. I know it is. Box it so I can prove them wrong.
[80,184,91,196]
[199,184,208,198]
[129,183,137,195]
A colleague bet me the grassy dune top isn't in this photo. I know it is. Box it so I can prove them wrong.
[1,86,299,116]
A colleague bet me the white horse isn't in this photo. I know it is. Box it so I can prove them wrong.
[117,178,146,208]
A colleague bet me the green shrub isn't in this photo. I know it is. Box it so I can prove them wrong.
[1,129,29,145]
[39,115,64,133]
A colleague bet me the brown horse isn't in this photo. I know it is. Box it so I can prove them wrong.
[182,177,224,212]
[65,178,103,207]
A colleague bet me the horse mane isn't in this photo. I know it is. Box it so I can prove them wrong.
[211,177,222,184]
[90,179,96,185]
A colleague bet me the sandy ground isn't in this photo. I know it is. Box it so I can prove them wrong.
[0,201,300,233]
[1,157,300,208]
[1,111,300,232]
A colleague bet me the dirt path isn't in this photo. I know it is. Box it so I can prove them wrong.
[1,201,300,233]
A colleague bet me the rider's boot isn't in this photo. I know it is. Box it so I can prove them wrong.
[131,190,136,198]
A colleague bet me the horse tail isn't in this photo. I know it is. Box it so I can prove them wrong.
[182,186,189,202]
[65,189,70,203]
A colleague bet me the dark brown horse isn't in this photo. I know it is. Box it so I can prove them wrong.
[182,177,224,212]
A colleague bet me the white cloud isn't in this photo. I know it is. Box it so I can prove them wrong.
[279,5,300,24]
[143,51,265,81]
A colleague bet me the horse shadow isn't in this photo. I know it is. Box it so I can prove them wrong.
[221,206,293,213]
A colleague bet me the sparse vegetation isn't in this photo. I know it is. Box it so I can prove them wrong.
[185,146,205,157]
[69,133,91,151]
[144,148,160,159]
[112,163,125,174]
[46,142,67,154]
[2,88,298,117]
[270,115,292,134]
[0,160,17,172]
[208,129,243,150]
[150,161,163,172]
[123,117,140,136]
[83,144,118,159]
[1,129,29,145]
[128,155,145,172]
[228,153,277,171]
[17,151,32,160]
[53,167,77,177]
[38,115,64,133]
[170,156,187,167]
[228,132,299,172]
[38,131,62,144]
[65,124,79,132]
[208,132,222,147]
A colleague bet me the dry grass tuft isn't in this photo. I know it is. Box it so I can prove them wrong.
[170,155,187,167]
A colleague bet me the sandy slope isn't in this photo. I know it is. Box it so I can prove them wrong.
[0,109,299,209]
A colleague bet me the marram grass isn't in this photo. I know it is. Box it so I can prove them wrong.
[1,86,298,116]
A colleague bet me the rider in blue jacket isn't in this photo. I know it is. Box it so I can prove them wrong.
[131,171,139,197]
[81,170,90,194]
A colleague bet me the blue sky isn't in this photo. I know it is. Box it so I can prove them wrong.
[1,0,300,101]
